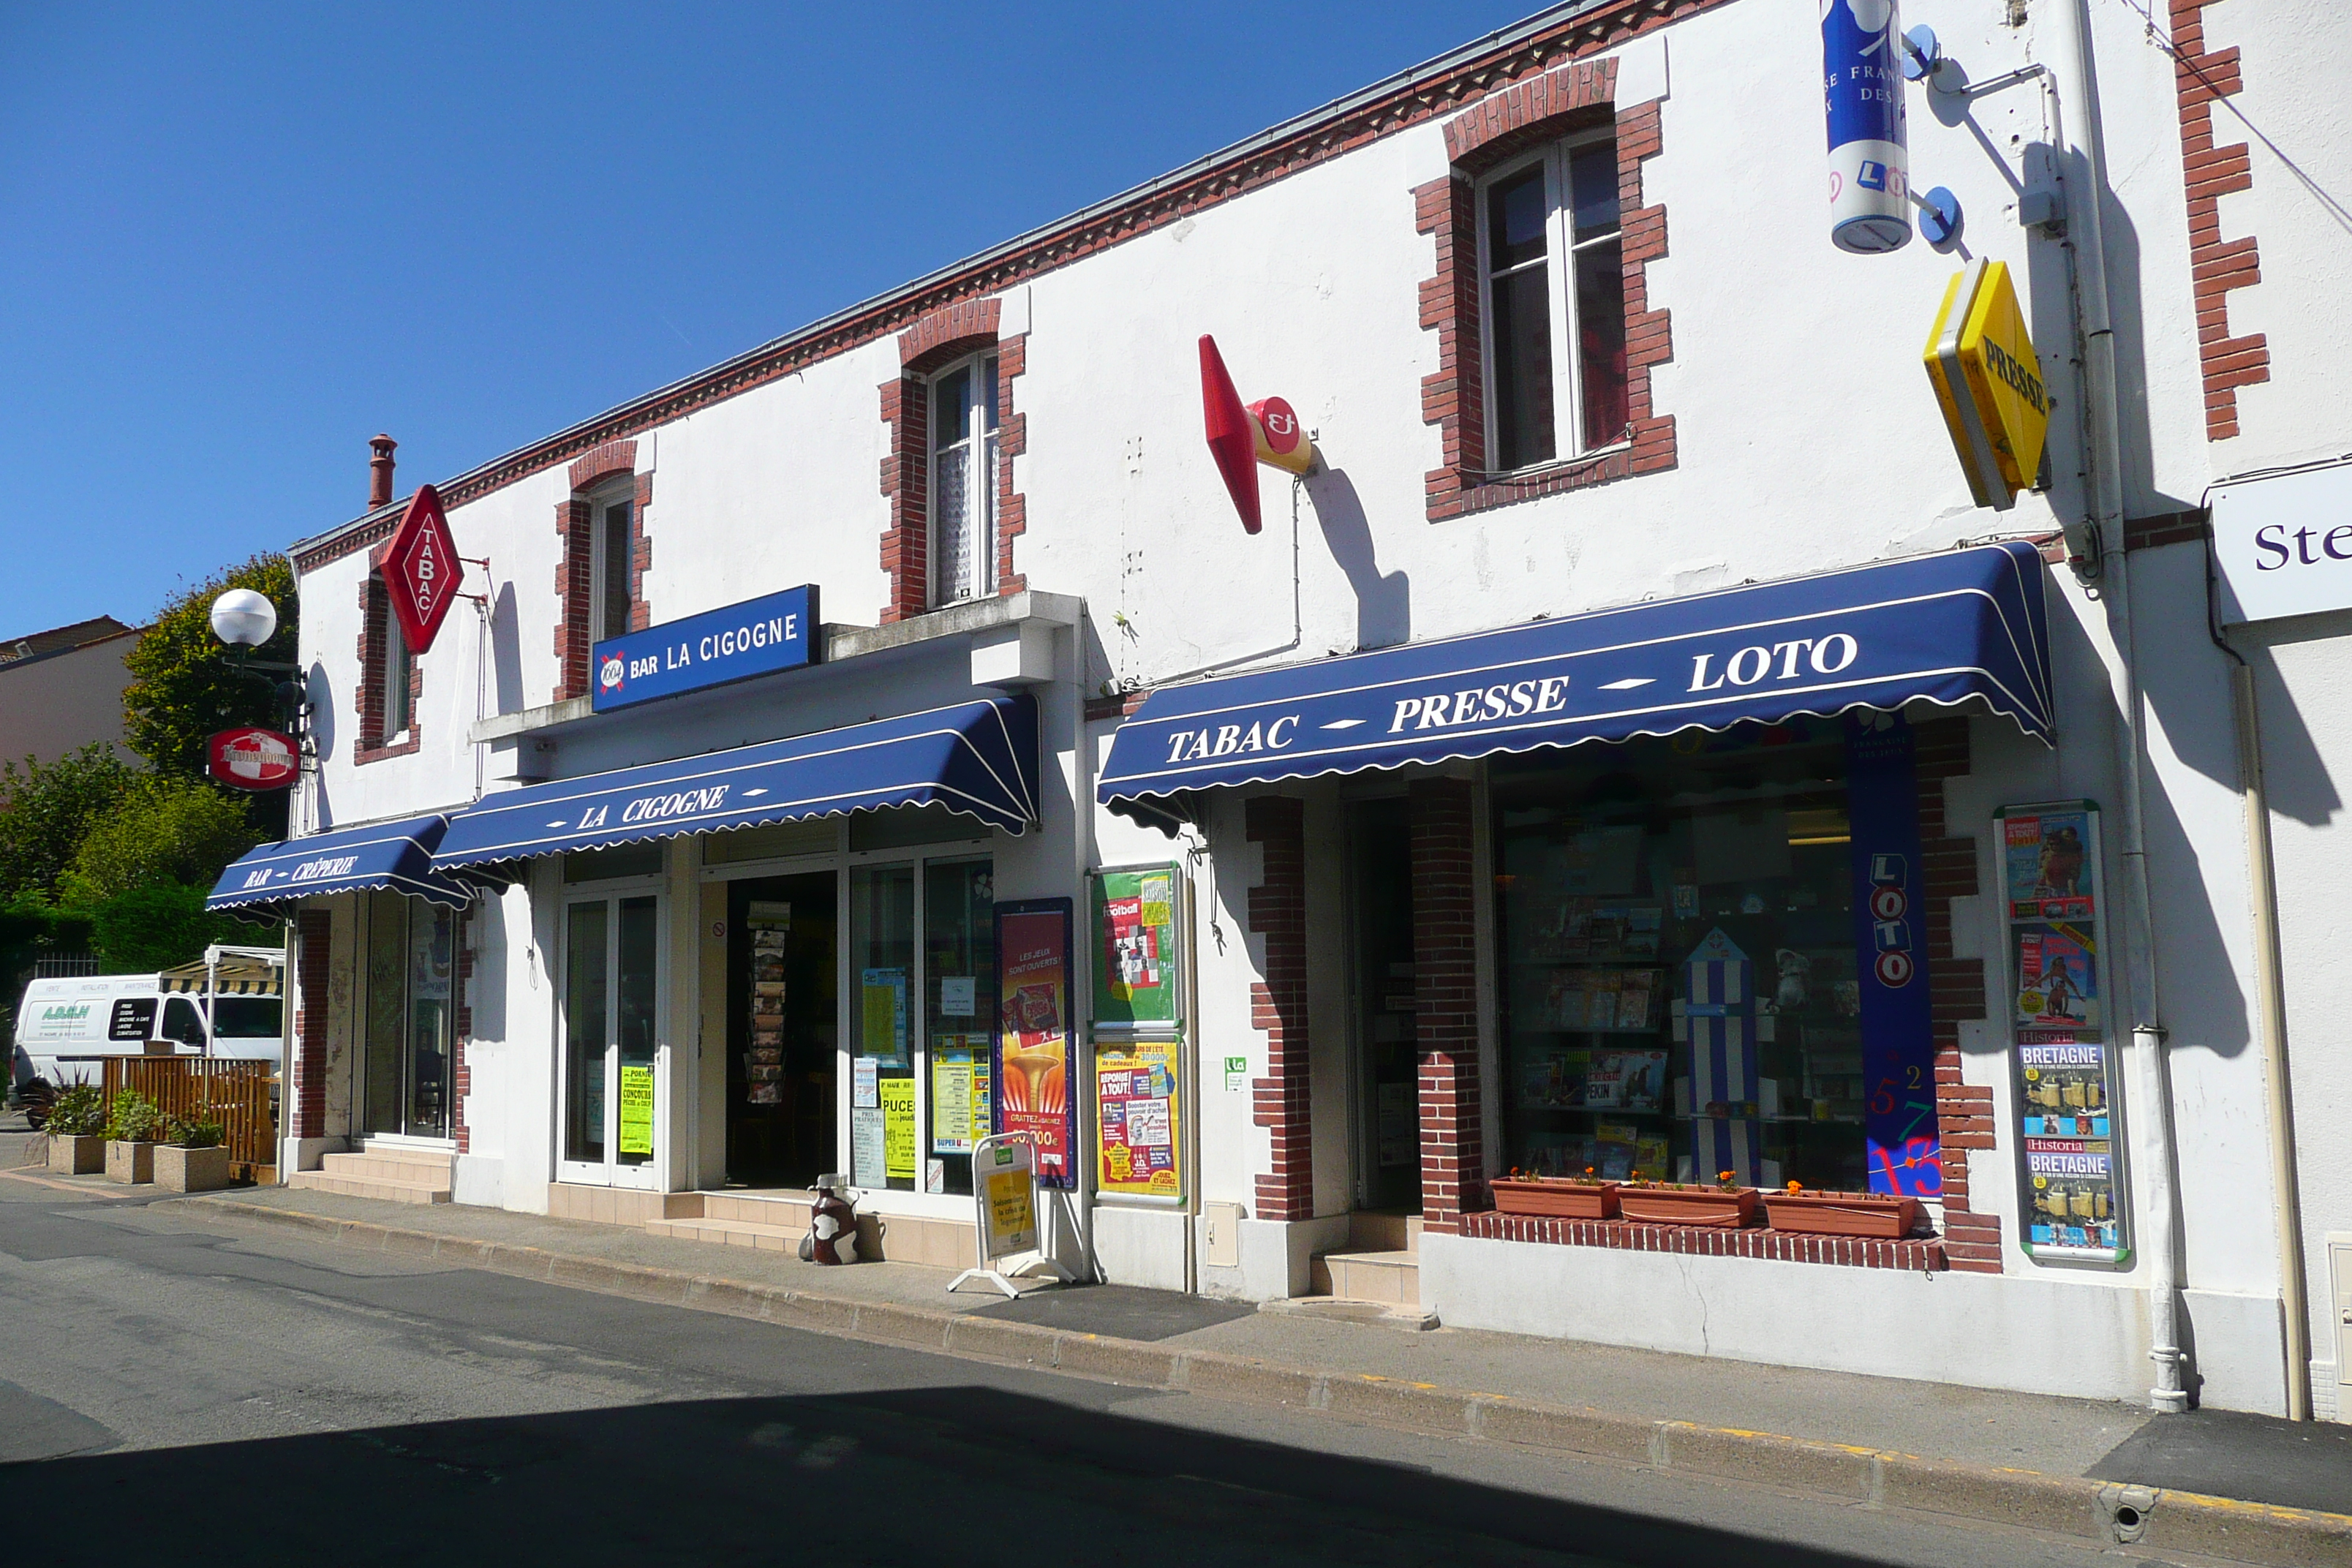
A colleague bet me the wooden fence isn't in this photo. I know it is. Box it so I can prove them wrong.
[101,1058,278,1172]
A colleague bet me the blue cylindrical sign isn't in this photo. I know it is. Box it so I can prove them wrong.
[1823,0,1911,253]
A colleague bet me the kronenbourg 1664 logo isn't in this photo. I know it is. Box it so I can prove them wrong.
[600,654,625,693]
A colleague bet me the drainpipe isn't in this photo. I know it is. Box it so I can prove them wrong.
[2046,0,2188,1412]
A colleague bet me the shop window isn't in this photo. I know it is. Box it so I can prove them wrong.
[851,864,917,1191]
[1493,724,1875,1193]
[362,890,456,1140]
[1480,133,1629,470]
[923,858,995,1196]
[930,353,999,606]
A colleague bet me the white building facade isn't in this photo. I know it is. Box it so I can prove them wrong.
[213,0,2352,1420]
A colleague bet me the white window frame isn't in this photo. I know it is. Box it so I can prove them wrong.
[1474,129,1627,475]
[379,589,413,741]
[928,352,999,607]
[589,485,635,644]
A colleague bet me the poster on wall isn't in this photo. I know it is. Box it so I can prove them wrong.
[617,1063,655,1156]
[862,968,908,1062]
[1096,1038,1183,1201]
[1091,865,1182,1028]
[1997,801,2130,1266]
[930,1036,993,1153]
[881,1076,916,1183]
[995,900,1075,1189]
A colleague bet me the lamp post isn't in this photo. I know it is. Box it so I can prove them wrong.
[208,587,308,751]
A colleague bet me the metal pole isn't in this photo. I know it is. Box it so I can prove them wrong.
[2231,659,2313,1420]
[2046,0,2188,1411]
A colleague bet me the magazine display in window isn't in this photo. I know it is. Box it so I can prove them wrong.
[744,901,788,1106]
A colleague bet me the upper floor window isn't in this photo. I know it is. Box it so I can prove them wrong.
[380,600,414,738]
[591,487,634,641]
[930,353,998,606]
[1480,132,1628,472]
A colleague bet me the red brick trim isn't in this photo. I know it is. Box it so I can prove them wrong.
[292,910,331,1141]
[1417,84,1674,522]
[878,310,1025,622]
[1412,778,1484,1233]
[452,905,473,1156]
[2170,1,2268,440]
[1085,688,1151,724]
[1245,796,1313,1221]
[293,1,1725,574]
[1460,1210,1950,1271]
[353,575,422,764]
[2124,508,2208,553]
[1915,717,2001,1272]
[551,466,651,698]
[568,439,637,494]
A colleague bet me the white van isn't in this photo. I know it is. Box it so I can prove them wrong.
[11,946,284,1126]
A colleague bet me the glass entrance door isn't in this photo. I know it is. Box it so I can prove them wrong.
[362,890,456,1141]
[561,892,662,1188]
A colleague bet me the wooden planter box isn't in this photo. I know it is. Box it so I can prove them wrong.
[154,1145,232,1194]
[1617,1184,1760,1228]
[105,1139,155,1185]
[1763,1191,1923,1239]
[49,1134,104,1175]
[1490,1178,1620,1220]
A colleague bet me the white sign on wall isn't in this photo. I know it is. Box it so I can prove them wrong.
[2212,463,2352,625]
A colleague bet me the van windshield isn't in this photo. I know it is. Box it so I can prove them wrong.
[213,998,283,1039]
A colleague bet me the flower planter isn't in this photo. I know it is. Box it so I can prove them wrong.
[49,1134,105,1175]
[1763,1191,1923,1239]
[1490,1178,1620,1220]
[104,1139,155,1185]
[1616,1184,1760,1228]
[154,1145,232,1194]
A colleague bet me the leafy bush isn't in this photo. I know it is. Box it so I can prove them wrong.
[64,776,258,903]
[167,1112,225,1149]
[0,745,138,899]
[104,1089,164,1143]
[88,883,246,973]
[46,1082,104,1137]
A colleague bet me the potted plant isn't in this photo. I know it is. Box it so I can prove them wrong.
[103,1090,165,1185]
[1616,1169,1762,1228]
[1762,1182,1924,1239]
[155,1112,233,1194]
[45,1083,106,1175]
[1490,1166,1621,1219]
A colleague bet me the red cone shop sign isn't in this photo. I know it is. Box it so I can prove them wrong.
[374,482,463,654]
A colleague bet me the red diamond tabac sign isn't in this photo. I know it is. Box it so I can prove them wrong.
[374,483,462,654]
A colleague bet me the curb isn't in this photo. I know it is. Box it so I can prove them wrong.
[179,1196,2352,1567]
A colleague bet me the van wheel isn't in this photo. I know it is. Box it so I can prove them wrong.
[18,1078,54,1132]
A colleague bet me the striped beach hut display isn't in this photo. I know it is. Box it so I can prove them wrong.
[1681,927,1761,1184]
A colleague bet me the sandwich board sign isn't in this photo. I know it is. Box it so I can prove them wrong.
[948,1133,1073,1299]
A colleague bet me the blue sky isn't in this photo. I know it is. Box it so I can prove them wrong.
[0,1,1540,636]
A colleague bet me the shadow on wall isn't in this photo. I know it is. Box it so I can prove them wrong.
[2244,619,2346,829]
[491,581,523,718]
[1304,467,1409,652]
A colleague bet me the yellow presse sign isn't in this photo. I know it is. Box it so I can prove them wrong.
[1924,260,2050,511]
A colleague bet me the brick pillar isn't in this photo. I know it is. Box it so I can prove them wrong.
[292,910,332,1141]
[1245,796,1313,1221]
[1915,718,2001,1272]
[1412,778,1483,1232]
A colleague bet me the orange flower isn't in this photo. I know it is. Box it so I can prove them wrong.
[1787,1180,1803,1194]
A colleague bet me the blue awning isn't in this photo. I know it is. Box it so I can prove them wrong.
[1099,541,2051,826]
[434,695,1039,869]
[208,813,473,912]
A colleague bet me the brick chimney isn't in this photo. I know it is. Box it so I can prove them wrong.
[369,434,397,510]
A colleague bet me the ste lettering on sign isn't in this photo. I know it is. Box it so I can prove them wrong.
[373,483,464,654]
[2210,462,2352,625]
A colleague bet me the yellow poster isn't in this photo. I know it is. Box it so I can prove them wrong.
[984,1166,1036,1255]
[618,1063,655,1156]
[881,1075,916,1180]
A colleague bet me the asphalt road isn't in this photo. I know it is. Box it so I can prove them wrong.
[0,1176,2244,1568]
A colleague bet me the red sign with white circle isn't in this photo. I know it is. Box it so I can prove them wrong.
[1869,884,1908,921]
[207,727,299,791]
[1874,949,1915,987]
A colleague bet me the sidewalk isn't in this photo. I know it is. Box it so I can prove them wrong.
[15,1169,2349,1566]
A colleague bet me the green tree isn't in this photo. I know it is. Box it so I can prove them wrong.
[63,775,258,902]
[121,554,299,816]
[0,744,138,897]
[87,883,244,973]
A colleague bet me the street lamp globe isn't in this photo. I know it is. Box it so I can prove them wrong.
[210,588,278,649]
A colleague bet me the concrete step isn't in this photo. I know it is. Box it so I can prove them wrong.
[322,1150,453,1189]
[646,1215,806,1253]
[1346,1210,1423,1255]
[287,1169,452,1205]
[1321,1249,1420,1306]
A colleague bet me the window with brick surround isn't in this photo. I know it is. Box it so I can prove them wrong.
[1480,130,1629,469]
[355,571,422,761]
[590,484,636,642]
[930,352,1000,606]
